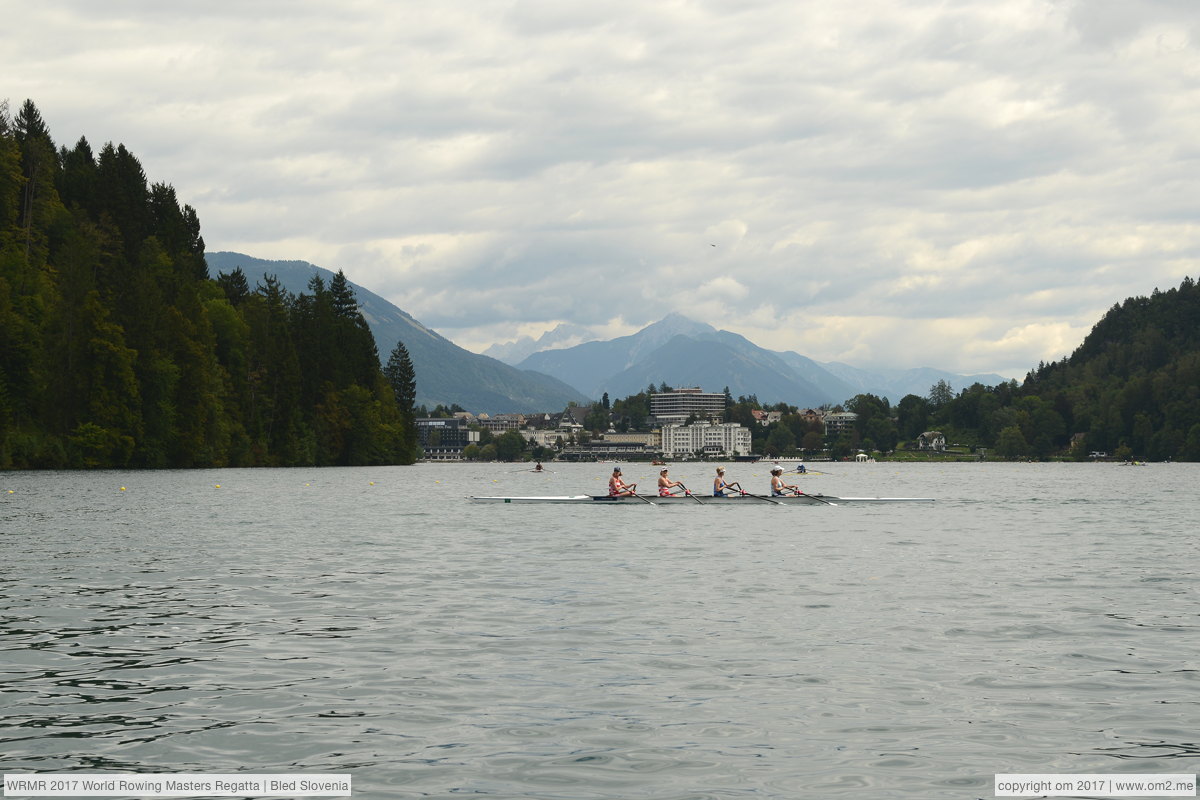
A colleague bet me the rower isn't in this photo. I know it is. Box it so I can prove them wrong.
[713,467,742,497]
[770,467,800,496]
[534,462,543,472]
[658,468,684,497]
[608,466,637,498]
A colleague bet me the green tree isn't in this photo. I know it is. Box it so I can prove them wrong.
[583,405,609,432]
[864,416,899,452]
[897,394,930,442]
[928,380,954,408]
[995,425,1029,459]
[216,267,251,306]
[495,428,527,461]
[1183,424,1200,461]
[801,430,824,453]
[383,339,418,459]
[14,100,59,268]
[764,424,795,456]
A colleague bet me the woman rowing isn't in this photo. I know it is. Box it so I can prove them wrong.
[608,466,637,498]
[770,467,800,496]
[657,468,684,497]
[713,467,742,497]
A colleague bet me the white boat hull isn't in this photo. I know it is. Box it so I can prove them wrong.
[468,494,934,505]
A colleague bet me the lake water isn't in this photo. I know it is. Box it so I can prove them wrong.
[1,462,1197,799]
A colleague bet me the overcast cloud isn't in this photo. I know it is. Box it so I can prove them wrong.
[7,0,1200,378]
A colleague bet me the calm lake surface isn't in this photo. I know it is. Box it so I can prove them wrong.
[1,462,1198,799]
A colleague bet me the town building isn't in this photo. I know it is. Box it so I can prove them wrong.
[415,417,481,460]
[823,412,858,437]
[477,413,525,432]
[650,388,726,424]
[750,409,783,426]
[602,431,660,449]
[799,408,823,426]
[660,422,752,458]
[561,439,651,459]
[524,429,568,449]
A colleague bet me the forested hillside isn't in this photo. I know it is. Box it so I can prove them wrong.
[1018,278,1200,460]
[891,277,1200,461]
[0,100,418,468]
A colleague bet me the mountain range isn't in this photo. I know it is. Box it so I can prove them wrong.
[482,323,597,364]
[205,252,589,413]
[516,313,1009,406]
[207,252,1009,412]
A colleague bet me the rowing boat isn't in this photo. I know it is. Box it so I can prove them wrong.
[468,494,934,505]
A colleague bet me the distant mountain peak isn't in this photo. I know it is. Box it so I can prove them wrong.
[482,322,598,365]
[642,313,715,337]
[518,313,1008,405]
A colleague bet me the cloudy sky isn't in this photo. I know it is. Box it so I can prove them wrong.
[8,1,1200,378]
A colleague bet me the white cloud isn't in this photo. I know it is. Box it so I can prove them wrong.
[6,0,1200,378]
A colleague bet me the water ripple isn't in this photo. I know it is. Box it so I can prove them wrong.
[2,464,1199,796]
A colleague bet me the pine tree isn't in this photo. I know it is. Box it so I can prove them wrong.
[58,137,98,215]
[384,340,417,416]
[14,100,59,269]
[384,340,419,460]
[216,267,250,306]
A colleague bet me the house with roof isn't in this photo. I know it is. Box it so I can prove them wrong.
[750,409,782,426]
[918,431,946,451]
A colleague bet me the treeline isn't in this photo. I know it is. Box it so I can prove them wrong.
[1015,277,1200,460]
[834,277,1200,461]
[0,99,418,468]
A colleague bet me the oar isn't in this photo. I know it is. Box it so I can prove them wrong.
[739,490,781,505]
[676,483,704,505]
[794,490,837,507]
[628,491,655,506]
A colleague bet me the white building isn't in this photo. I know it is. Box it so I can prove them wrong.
[478,414,525,432]
[918,430,946,451]
[524,429,567,449]
[660,422,752,458]
[650,388,726,423]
